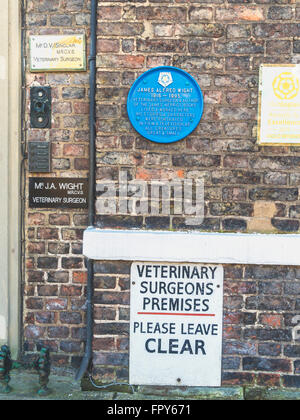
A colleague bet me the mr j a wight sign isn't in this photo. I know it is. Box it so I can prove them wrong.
[130,262,224,387]
[29,177,88,209]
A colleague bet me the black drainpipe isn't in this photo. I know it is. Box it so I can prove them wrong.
[75,0,97,382]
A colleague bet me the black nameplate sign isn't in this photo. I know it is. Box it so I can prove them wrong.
[29,177,89,209]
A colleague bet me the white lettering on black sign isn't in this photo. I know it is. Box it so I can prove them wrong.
[130,262,224,387]
[29,177,88,209]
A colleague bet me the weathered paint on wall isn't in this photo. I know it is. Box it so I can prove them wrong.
[0,0,20,357]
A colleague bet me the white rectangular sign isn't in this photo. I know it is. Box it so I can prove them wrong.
[130,262,224,387]
[258,64,300,145]
[30,34,86,72]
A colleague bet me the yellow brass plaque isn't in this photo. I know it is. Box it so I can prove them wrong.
[258,64,300,146]
[30,34,86,72]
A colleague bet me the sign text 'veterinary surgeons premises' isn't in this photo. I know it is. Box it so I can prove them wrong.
[130,262,224,386]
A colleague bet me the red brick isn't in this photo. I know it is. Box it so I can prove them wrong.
[98,6,122,21]
[97,55,145,69]
[259,314,283,328]
[93,338,115,351]
[73,102,89,114]
[216,6,264,22]
[28,213,46,225]
[63,144,85,157]
[60,285,82,297]
[73,271,87,284]
[97,39,120,53]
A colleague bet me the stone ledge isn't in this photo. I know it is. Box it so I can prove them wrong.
[3,370,300,400]
[137,385,244,400]
[81,378,243,399]
[83,228,300,266]
[244,387,300,401]
[82,381,300,400]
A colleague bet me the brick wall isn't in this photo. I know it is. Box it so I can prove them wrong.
[24,0,300,386]
[91,0,300,387]
[24,0,90,367]
[94,0,300,234]
[91,261,300,387]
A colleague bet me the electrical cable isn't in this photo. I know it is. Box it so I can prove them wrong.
[75,0,97,382]
[88,373,135,394]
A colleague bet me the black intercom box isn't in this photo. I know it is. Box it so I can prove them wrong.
[30,86,51,129]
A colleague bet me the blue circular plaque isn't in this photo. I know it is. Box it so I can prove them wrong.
[127,66,204,144]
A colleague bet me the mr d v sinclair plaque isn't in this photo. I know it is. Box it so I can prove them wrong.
[127,66,204,144]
